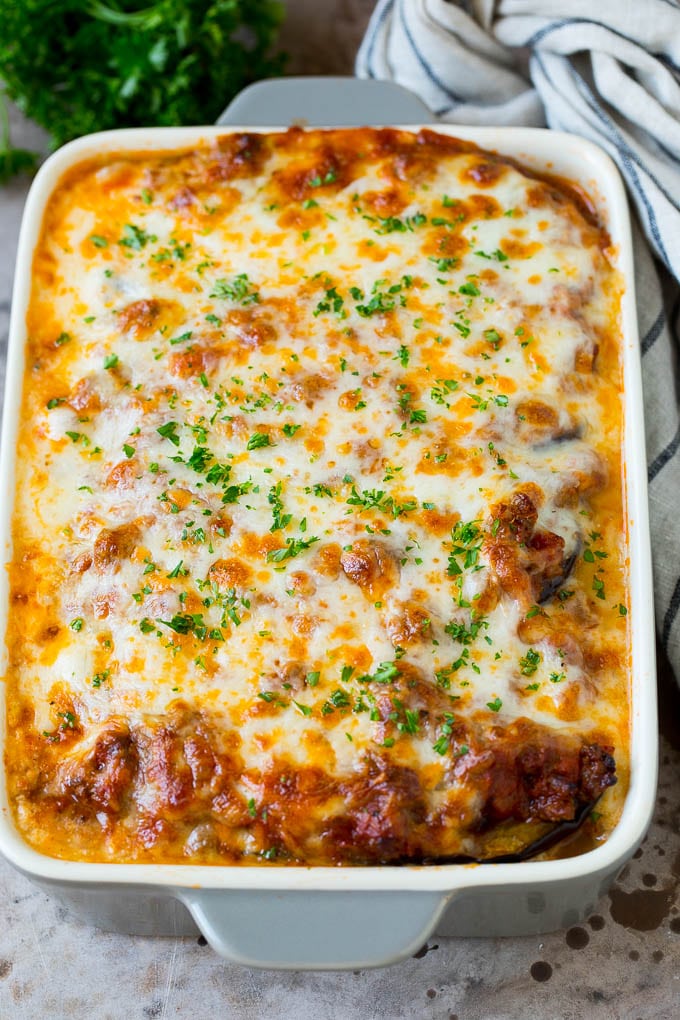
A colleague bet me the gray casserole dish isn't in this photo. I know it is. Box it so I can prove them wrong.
[0,79,657,969]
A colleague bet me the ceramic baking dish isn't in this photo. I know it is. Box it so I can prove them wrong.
[0,79,657,970]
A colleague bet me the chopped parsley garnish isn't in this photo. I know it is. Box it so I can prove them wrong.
[246,432,272,451]
[447,520,484,576]
[91,669,110,688]
[394,345,409,367]
[157,421,181,446]
[309,169,337,187]
[210,273,260,305]
[359,661,400,684]
[221,481,253,504]
[475,248,508,262]
[519,648,541,676]
[267,536,320,563]
[432,713,455,755]
[430,379,458,405]
[118,223,155,250]
[429,256,458,272]
[329,688,351,709]
[346,486,417,518]
[313,284,345,317]
[90,234,108,248]
[186,445,212,473]
[69,617,84,632]
[445,616,488,645]
[268,482,292,532]
[166,560,187,579]
[160,613,207,638]
[353,276,413,318]
[374,212,427,234]
[486,697,503,712]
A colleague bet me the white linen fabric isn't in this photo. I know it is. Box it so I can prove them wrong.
[357,0,680,679]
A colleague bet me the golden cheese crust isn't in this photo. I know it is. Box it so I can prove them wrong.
[4,127,628,866]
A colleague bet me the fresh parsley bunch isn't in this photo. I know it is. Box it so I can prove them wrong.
[0,0,285,183]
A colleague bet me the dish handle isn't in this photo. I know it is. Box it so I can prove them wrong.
[179,888,449,970]
[216,77,433,128]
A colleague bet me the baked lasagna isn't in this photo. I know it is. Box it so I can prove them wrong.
[5,128,628,865]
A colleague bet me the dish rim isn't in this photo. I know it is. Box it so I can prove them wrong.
[0,122,657,894]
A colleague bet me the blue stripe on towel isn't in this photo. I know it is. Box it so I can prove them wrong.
[641,308,666,355]
[526,15,678,71]
[365,0,396,78]
[662,573,680,650]
[397,0,462,103]
[649,421,680,481]
[557,59,674,268]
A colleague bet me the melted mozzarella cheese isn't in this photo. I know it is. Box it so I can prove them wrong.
[4,128,629,865]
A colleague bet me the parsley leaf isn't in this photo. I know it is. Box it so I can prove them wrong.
[267,536,319,562]
[210,273,260,305]
[0,4,285,181]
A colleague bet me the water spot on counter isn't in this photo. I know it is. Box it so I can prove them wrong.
[426,988,437,999]
[588,914,605,931]
[670,918,680,934]
[530,961,553,982]
[652,950,664,963]
[588,990,606,1004]
[449,1014,459,1020]
[629,950,640,961]
[642,873,658,887]
[565,926,589,949]
[608,886,675,931]
[0,960,12,979]
[633,847,643,860]
[413,942,439,959]
[196,935,207,947]
[143,1002,163,1020]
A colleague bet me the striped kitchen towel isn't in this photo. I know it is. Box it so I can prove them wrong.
[357,0,680,680]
